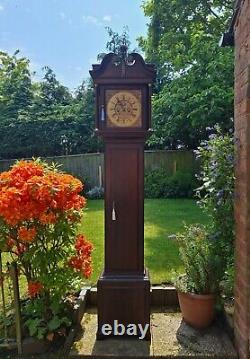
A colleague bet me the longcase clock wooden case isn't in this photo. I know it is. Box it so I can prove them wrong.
[90,51,155,340]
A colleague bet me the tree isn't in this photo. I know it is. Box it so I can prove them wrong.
[30,67,73,117]
[0,50,103,158]
[0,50,33,121]
[73,79,103,153]
[40,66,72,107]
[0,77,102,159]
[97,26,136,62]
[140,0,235,149]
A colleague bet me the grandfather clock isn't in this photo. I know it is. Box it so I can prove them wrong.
[90,47,155,340]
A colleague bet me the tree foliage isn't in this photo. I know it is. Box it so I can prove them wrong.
[41,67,72,106]
[0,51,101,159]
[140,0,235,149]
[97,26,136,64]
[0,50,33,121]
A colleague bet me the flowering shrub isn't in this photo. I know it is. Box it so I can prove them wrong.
[195,126,234,282]
[0,159,93,338]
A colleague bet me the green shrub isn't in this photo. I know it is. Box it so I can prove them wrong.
[220,263,234,300]
[144,168,166,198]
[144,168,197,198]
[174,224,221,295]
[86,186,104,199]
[0,117,103,159]
[195,126,234,279]
[164,171,196,198]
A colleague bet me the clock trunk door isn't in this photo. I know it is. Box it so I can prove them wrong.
[104,142,144,275]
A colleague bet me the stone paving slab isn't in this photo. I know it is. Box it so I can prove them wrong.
[69,308,237,358]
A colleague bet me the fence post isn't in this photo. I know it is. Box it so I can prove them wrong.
[173,160,177,174]
[10,262,22,356]
[98,165,102,187]
[0,251,8,339]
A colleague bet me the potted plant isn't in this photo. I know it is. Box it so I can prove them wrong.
[174,224,221,329]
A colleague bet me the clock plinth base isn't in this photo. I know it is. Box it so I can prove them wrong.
[97,269,151,341]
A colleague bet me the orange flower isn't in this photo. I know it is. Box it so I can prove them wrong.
[68,256,82,270]
[75,234,93,256]
[67,212,80,223]
[39,212,57,225]
[68,234,93,278]
[0,160,86,227]
[84,265,92,278]
[18,226,37,243]
[28,281,43,298]
[7,237,15,248]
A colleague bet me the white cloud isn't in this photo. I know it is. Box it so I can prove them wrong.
[0,4,4,12]
[59,11,66,20]
[103,15,112,22]
[82,15,102,26]
[59,12,73,26]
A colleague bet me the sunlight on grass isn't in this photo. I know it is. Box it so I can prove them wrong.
[0,253,27,326]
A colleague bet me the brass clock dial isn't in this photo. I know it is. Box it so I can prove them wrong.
[106,90,142,128]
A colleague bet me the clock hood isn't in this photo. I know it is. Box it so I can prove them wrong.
[89,52,156,85]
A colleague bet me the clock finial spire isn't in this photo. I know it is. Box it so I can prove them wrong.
[119,43,128,77]
[120,43,128,63]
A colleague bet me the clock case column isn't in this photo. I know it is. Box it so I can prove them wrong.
[97,135,150,340]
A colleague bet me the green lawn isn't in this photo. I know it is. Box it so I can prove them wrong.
[80,199,209,285]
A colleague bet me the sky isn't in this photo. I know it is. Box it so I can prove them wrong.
[0,0,148,91]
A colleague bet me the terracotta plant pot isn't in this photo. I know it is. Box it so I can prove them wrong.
[178,291,216,329]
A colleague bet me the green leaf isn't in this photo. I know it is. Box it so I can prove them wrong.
[37,327,47,340]
[25,318,44,337]
[47,316,62,331]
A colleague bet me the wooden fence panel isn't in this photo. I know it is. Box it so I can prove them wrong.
[44,153,104,189]
[0,151,198,189]
[144,150,197,175]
